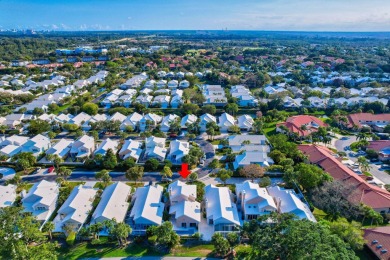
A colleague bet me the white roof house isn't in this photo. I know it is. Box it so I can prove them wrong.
[91,182,131,224]
[237,115,254,131]
[129,184,164,234]
[53,185,98,233]
[267,186,316,222]
[156,79,167,88]
[21,134,51,156]
[168,80,179,89]
[118,139,143,161]
[134,95,153,107]
[55,113,74,124]
[139,113,162,132]
[199,113,217,132]
[218,113,236,132]
[22,180,59,225]
[152,95,171,108]
[120,112,143,131]
[0,184,17,208]
[68,112,92,126]
[160,114,180,132]
[94,138,119,156]
[145,136,167,161]
[81,114,108,131]
[70,135,95,159]
[235,181,277,220]
[204,185,240,235]
[45,139,73,158]
[170,94,183,108]
[168,180,197,204]
[181,114,198,128]
[233,151,274,169]
[109,112,127,122]
[179,80,190,88]
[0,135,29,148]
[167,140,190,164]
[228,135,268,152]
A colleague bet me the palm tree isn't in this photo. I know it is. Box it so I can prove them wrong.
[357,156,371,172]
[42,221,55,240]
[0,125,7,138]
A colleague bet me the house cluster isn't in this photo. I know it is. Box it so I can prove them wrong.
[0,134,50,157]
[129,180,315,240]
[298,144,390,213]
[367,140,390,162]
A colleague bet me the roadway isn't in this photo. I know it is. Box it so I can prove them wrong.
[334,135,390,184]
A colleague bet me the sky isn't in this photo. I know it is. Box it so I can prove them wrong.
[1,0,390,32]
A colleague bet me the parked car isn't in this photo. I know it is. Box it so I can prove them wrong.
[344,146,351,151]
[47,166,55,173]
[161,177,172,183]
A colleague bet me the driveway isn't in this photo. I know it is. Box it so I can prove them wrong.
[335,136,390,184]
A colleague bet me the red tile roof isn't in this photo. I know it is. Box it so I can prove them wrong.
[298,144,390,211]
[368,141,390,152]
[364,226,390,259]
[346,113,390,128]
[277,115,327,137]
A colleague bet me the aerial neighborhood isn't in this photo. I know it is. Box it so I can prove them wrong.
[0,30,390,259]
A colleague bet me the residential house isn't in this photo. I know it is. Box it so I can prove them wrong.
[168,181,201,233]
[81,114,108,131]
[118,139,143,161]
[299,144,390,213]
[235,181,277,220]
[344,113,390,132]
[276,115,327,137]
[218,113,236,132]
[0,135,29,157]
[144,136,167,161]
[22,180,59,227]
[156,80,167,88]
[109,112,127,123]
[134,95,153,108]
[237,115,254,131]
[170,94,183,108]
[199,113,217,132]
[91,182,131,224]
[53,185,98,233]
[120,112,143,131]
[363,227,390,260]
[21,134,51,156]
[129,184,164,235]
[204,185,240,237]
[45,139,73,159]
[202,85,227,107]
[367,140,390,162]
[152,95,170,108]
[267,186,316,222]
[179,80,190,88]
[168,80,179,89]
[94,138,119,156]
[0,184,17,208]
[230,85,258,107]
[167,140,190,164]
[70,135,95,160]
[139,113,162,132]
[68,112,92,126]
[160,114,180,132]
[181,114,198,129]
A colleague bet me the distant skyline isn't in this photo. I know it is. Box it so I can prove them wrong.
[1,0,390,32]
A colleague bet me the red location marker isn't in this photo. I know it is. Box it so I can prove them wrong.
[179,163,191,178]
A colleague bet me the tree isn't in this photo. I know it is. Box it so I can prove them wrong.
[293,163,331,191]
[239,164,265,181]
[208,159,220,169]
[57,166,72,180]
[111,222,132,246]
[253,119,264,134]
[53,154,64,170]
[126,166,144,184]
[202,105,217,115]
[12,152,36,173]
[120,157,136,169]
[228,125,240,133]
[82,102,99,115]
[0,207,59,259]
[189,172,198,182]
[259,176,271,187]
[102,148,118,170]
[42,221,55,240]
[357,156,371,172]
[244,213,358,260]
[322,218,365,250]
[161,166,173,179]
[95,170,111,188]
[27,119,51,135]
[182,103,200,115]
[217,169,233,185]
[145,158,159,171]
[225,103,238,116]
[226,232,239,248]
[211,233,230,257]
[0,124,7,137]
[147,222,180,248]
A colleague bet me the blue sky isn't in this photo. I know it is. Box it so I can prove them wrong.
[1,0,390,31]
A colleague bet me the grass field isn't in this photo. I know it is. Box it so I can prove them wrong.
[58,240,214,260]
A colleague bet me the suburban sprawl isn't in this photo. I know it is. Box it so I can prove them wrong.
[0,31,390,259]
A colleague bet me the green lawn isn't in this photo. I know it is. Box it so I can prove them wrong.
[52,102,73,115]
[263,121,281,137]
[216,184,236,194]
[93,182,114,189]
[58,241,214,260]
[313,208,328,221]
[66,181,86,189]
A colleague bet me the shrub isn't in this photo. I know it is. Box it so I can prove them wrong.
[66,232,76,246]
[148,235,157,245]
